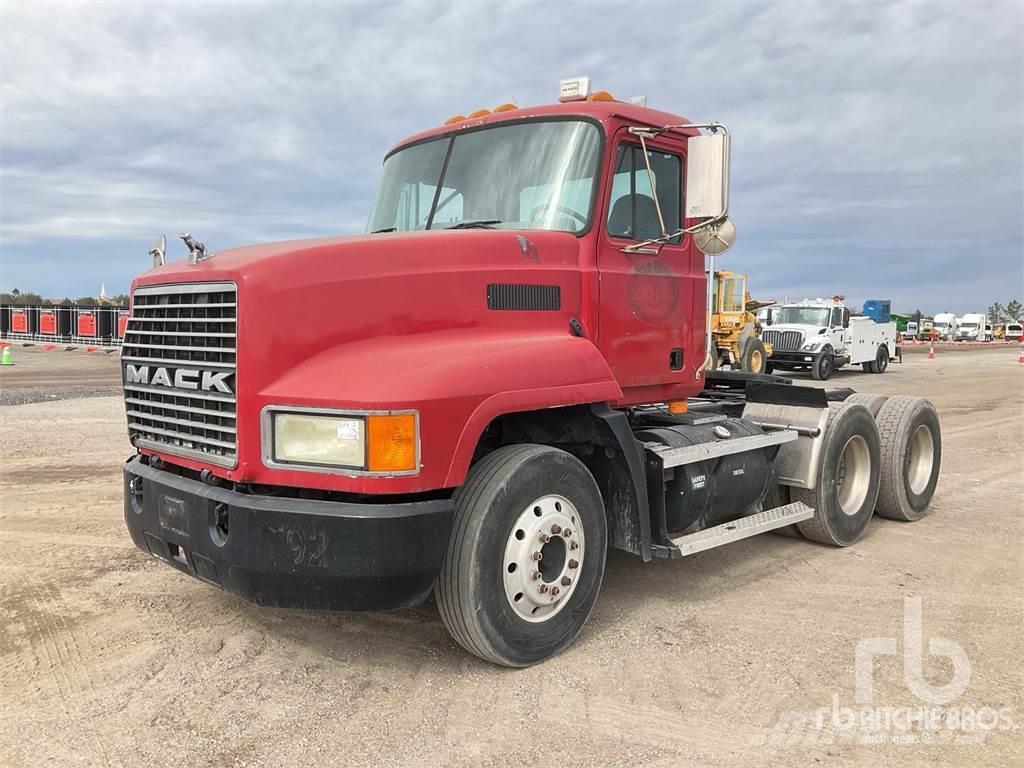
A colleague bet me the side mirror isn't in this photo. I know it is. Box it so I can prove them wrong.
[686,133,728,220]
[686,129,733,256]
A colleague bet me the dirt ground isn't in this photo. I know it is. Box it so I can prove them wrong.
[0,343,122,405]
[1,345,1021,767]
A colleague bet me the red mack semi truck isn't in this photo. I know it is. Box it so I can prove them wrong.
[121,79,942,666]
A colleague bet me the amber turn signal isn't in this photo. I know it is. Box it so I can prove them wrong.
[367,413,418,473]
[667,400,688,415]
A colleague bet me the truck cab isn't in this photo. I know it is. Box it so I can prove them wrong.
[120,81,942,667]
[955,313,987,341]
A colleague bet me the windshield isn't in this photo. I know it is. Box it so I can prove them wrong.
[777,307,830,326]
[367,120,602,234]
[960,322,978,329]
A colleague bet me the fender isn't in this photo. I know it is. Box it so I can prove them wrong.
[256,329,622,493]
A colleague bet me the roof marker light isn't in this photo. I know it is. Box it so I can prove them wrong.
[559,76,591,102]
[444,114,466,125]
[493,103,518,112]
[468,108,492,118]
[587,90,615,102]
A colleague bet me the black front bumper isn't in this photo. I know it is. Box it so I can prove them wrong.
[123,456,454,610]
[768,350,819,365]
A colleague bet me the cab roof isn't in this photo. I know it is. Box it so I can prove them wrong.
[387,100,699,156]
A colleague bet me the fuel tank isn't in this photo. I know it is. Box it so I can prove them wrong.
[636,418,775,533]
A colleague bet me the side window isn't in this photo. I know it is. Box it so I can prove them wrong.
[606,143,681,242]
[721,277,744,313]
[830,307,844,327]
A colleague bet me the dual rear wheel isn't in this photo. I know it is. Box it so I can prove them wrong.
[790,395,941,545]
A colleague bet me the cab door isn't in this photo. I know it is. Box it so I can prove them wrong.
[595,129,701,400]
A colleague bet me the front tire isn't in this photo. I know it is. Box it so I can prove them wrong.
[741,338,768,374]
[811,349,834,380]
[436,444,607,667]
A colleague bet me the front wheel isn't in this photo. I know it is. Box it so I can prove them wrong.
[436,444,607,667]
[811,350,834,380]
[741,338,768,374]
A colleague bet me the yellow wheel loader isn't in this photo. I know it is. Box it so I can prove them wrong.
[709,270,774,374]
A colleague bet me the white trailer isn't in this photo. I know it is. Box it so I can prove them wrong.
[934,313,957,340]
[762,298,898,380]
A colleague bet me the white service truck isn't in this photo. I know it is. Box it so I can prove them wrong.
[1006,322,1023,342]
[955,313,987,341]
[762,299,898,380]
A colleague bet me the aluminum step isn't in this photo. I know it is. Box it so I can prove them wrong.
[670,501,815,556]
[646,429,798,469]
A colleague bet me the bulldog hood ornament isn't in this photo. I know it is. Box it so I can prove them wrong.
[181,232,213,265]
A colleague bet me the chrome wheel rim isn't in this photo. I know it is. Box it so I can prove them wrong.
[503,494,584,623]
[907,424,934,495]
[836,435,871,515]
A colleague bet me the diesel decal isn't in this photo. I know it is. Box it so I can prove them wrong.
[125,364,233,394]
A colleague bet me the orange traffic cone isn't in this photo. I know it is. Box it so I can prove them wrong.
[928,343,935,360]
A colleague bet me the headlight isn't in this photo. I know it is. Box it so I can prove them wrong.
[273,413,366,467]
[801,338,821,351]
[265,409,418,473]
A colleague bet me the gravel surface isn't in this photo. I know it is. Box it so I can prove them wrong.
[0,344,122,405]
[0,345,1021,767]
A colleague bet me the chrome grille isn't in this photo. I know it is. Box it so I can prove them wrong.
[122,282,238,467]
[762,329,803,352]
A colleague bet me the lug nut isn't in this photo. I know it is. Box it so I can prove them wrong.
[551,586,560,596]
[539,584,549,593]
[531,570,542,581]
[568,559,579,569]
[550,524,562,535]
[561,576,572,587]
[531,551,543,561]
[563,527,572,537]
[539,532,551,543]
[569,541,579,550]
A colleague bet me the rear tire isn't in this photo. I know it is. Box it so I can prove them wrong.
[793,403,881,546]
[840,392,889,418]
[874,396,941,521]
[872,345,889,374]
[436,444,607,667]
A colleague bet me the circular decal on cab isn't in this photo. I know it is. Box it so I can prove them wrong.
[627,258,679,323]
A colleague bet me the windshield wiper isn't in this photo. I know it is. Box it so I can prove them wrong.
[445,219,501,229]
[371,226,396,234]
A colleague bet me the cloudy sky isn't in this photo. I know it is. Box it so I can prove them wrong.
[1,0,1021,313]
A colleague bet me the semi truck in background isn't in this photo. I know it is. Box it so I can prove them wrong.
[955,313,988,341]
[118,80,943,666]
[933,313,957,340]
